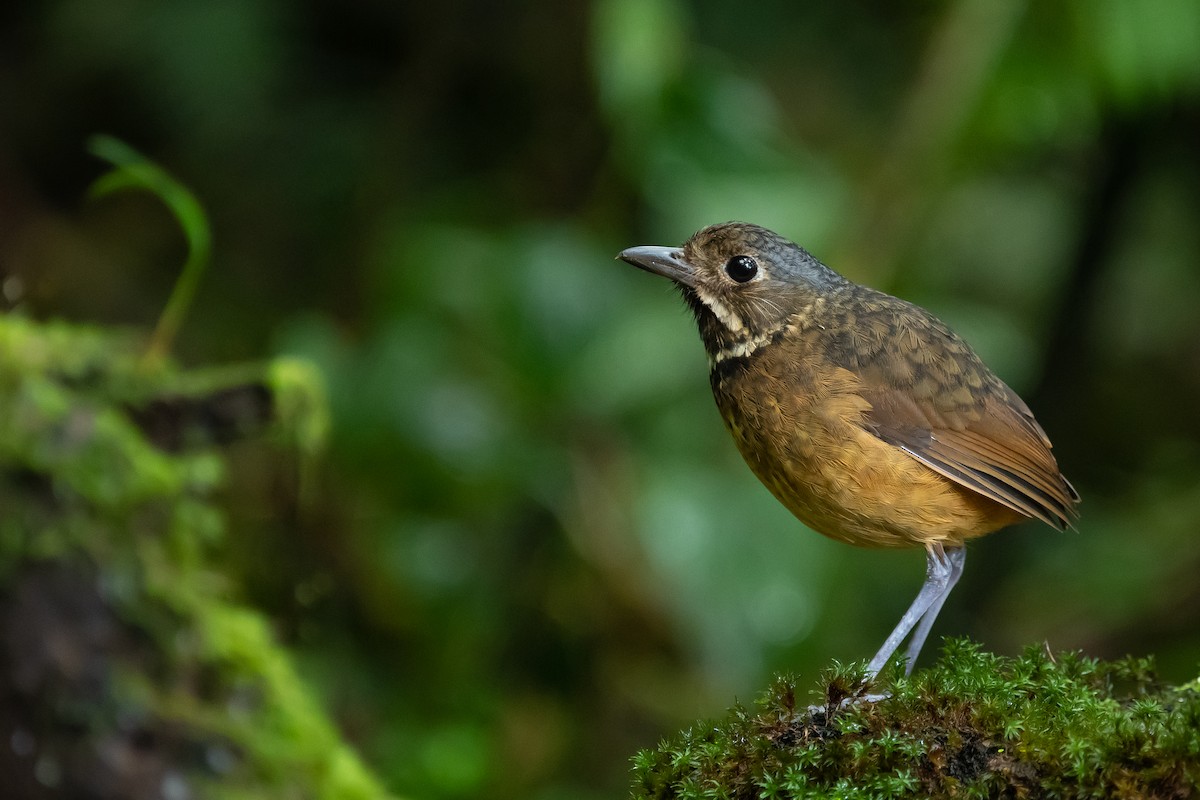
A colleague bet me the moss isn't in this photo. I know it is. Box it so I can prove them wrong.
[0,313,396,799]
[632,640,1200,799]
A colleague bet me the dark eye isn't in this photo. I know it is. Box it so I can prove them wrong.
[724,255,758,283]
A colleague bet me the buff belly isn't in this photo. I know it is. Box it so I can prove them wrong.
[713,364,1022,550]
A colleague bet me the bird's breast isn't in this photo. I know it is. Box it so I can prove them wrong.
[709,338,1022,549]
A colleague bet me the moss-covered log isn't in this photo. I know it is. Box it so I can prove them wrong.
[0,314,391,799]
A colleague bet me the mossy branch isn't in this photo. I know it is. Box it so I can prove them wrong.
[632,640,1200,799]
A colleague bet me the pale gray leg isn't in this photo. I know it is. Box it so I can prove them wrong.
[900,546,965,675]
[864,545,964,679]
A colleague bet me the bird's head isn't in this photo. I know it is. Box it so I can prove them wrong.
[618,222,846,363]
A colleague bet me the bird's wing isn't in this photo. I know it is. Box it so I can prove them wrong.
[831,300,1079,530]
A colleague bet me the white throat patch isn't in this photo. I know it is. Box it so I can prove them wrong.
[708,323,791,367]
[693,285,744,333]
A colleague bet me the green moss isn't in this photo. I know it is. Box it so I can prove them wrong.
[632,640,1200,799]
[0,313,395,799]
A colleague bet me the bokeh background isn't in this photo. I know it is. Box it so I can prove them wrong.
[3,1,1200,797]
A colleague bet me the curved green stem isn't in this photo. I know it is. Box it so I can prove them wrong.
[87,134,212,364]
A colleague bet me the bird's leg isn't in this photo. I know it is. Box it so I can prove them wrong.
[900,546,965,675]
[864,544,962,680]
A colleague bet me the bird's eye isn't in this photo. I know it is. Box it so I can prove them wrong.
[724,255,758,283]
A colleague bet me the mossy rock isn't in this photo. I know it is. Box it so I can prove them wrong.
[632,640,1200,799]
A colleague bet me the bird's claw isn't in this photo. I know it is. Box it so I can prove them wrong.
[806,690,892,718]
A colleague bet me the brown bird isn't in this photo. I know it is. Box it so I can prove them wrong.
[619,222,1078,678]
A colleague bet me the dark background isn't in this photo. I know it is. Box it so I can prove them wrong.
[3,1,1200,797]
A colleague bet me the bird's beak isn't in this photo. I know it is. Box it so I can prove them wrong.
[617,245,697,288]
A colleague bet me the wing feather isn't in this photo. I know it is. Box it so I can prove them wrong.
[834,301,1080,531]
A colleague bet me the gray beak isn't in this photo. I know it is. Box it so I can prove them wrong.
[617,245,697,288]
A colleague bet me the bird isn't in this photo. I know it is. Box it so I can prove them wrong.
[618,222,1078,680]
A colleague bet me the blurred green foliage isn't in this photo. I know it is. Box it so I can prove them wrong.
[2,1,1200,798]
[0,315,386,798]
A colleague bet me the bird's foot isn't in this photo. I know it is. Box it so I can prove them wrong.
[806,689,891,718]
